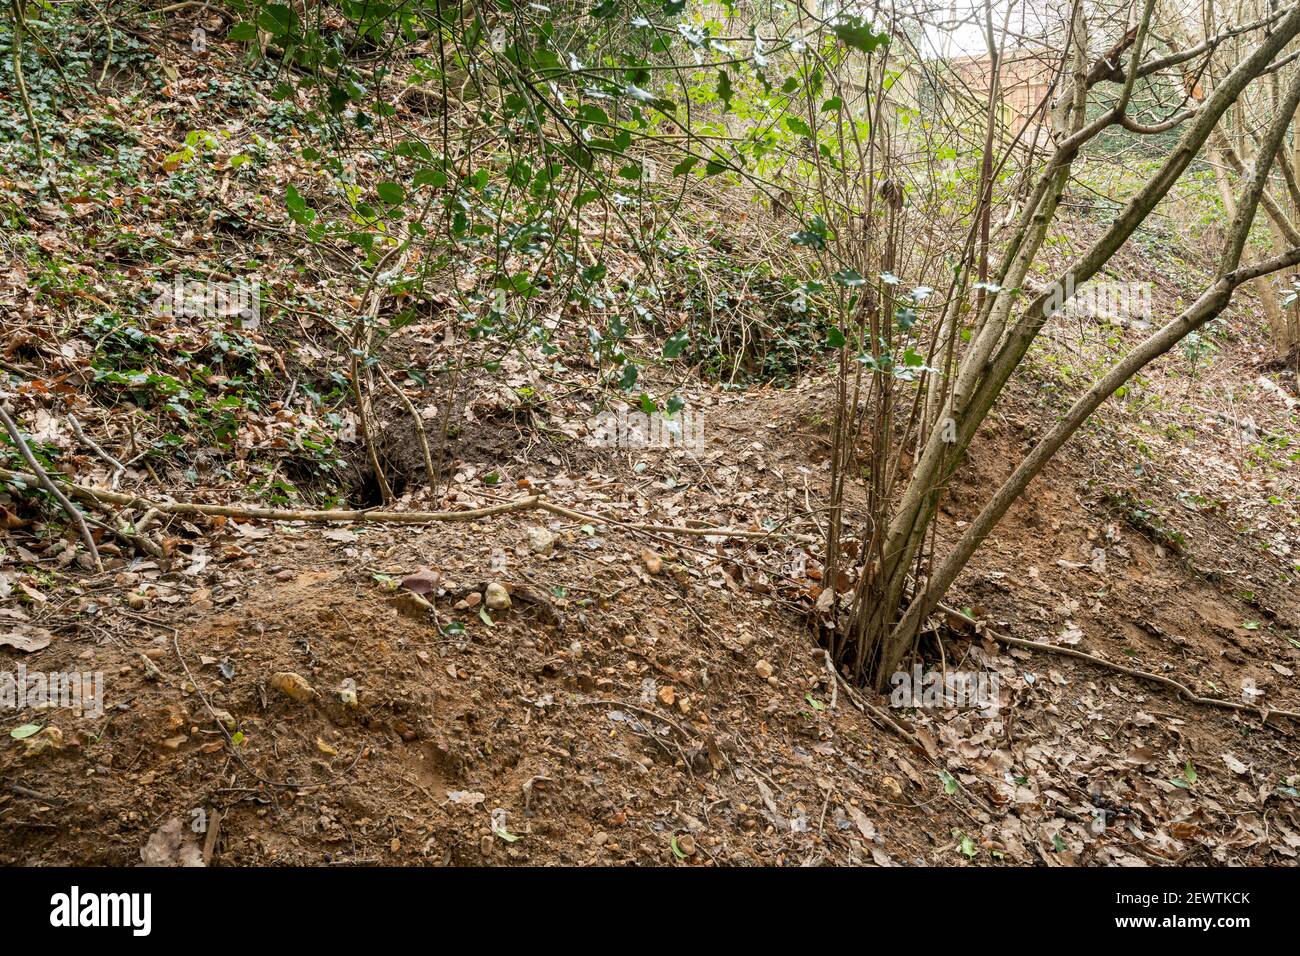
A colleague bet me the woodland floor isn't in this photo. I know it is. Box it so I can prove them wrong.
[2,13,1299,866]
[2,350,1298,866]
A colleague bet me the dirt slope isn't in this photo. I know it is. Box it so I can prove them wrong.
[3,364,1298,866]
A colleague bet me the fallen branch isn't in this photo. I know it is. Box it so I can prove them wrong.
[0,407,103,571]
[534,499,783,539]
[68,414,125,488]
[0,467,542,523]
[0,467,774,540]
[938,601,1300,725]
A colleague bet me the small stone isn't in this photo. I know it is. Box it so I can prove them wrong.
[525,527,556,555]
[881,776,903,799]
[400,568,441,595]
[484,582,511,610]
[126,592,148,610]
[621,634,637,647]
[339,678,358,708]
[640,549,663,574]
[658,685,676,706]
[392,590,434,619]
[676,833,697,856]
[275,569,295,581]
[271,671,317,703]
[464,591,482,608]
[592,831,609,846]
[23,726,63,758]
[755,659,774,680]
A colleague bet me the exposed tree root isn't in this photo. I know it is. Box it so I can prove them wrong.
[938,601,1300,727]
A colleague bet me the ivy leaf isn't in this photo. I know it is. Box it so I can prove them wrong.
[826,326,846,348]
[618,363,638,390]
[789,216,828,249]
[716,70,733,112]
[285,184,315,225]
[257,3,297,36]
[833,19,890,53]
[376,181,405,204]
[414,168,448,188]
[785,116,813,138]
[902,347,930,368]
[663,330,690,358]
[832,268,866,287]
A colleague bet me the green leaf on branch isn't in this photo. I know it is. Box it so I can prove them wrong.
[376,182,405,204]
[663,330,690,358]
[833,18,890,53]
[717,70,733,112]
[790,216,828,249]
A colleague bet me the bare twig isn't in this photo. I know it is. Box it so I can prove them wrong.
[9,0,43,166]
[375,362,436,492]
[0,404,102,571]
[68,414,125,488]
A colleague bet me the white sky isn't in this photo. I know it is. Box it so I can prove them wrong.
[910,0,1068,59]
